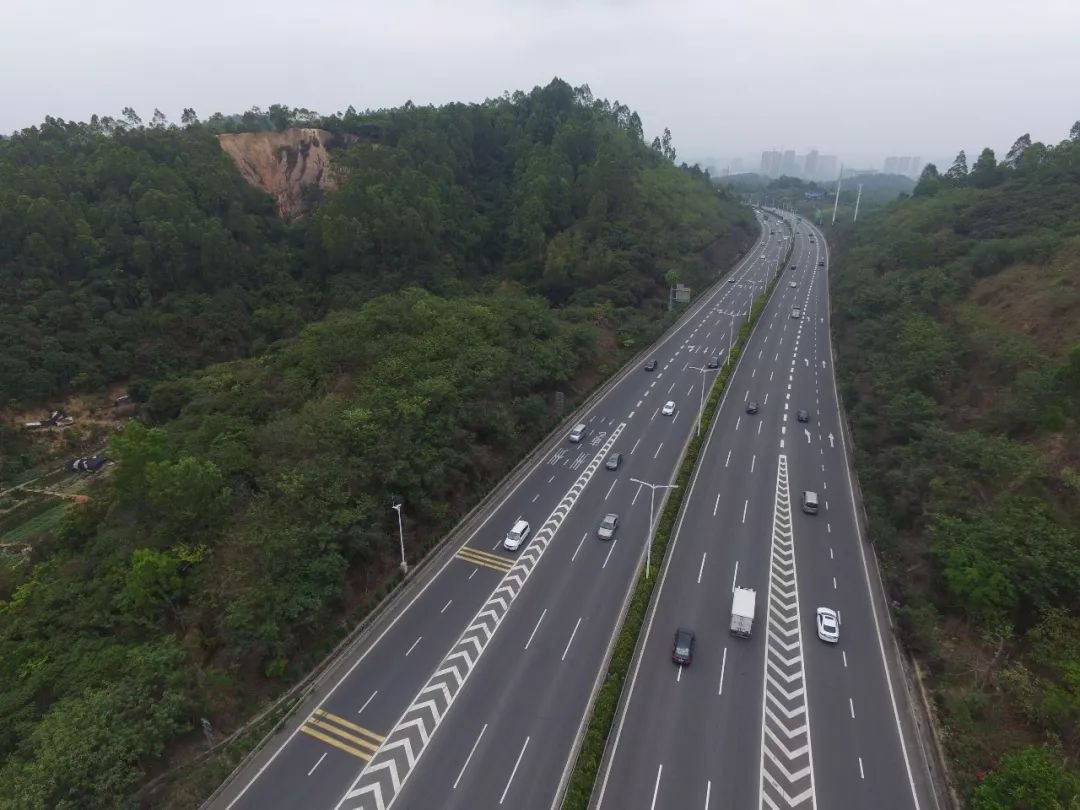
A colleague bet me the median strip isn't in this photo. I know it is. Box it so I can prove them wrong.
[560,215,795,809]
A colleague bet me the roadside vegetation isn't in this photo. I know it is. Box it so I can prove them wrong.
[0,80,755,808]
[829,121,1080,807]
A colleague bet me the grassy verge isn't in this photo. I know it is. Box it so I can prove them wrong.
[562,223,793,808]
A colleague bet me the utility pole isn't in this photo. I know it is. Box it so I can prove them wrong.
[630,478,679,579]
[853,183,864,222]
[831,165,844,225]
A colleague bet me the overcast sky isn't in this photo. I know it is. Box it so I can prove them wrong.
[3,0,1078,169]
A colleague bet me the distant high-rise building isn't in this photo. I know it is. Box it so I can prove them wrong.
[907,156,923,177]
[803,150,819,181]
[817,155,839,181]
[730,157,744,174]
[760,150,782,177]
[781,150,797,177]
[883,156,925,178]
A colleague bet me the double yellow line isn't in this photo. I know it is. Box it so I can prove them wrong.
[300,708,384,760]
[456,546,514,572]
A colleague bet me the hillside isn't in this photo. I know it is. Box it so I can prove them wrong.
[0,80,756,808]
[830,125,1080,806]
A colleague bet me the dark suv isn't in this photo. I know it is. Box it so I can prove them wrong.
[645,359,658,372]
[672,628,695,666]
[746,401,759,415]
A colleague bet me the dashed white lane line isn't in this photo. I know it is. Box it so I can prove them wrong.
[735,417,742,431]
[532,493,540,503]
[718,648,728,696]
[631,437,641,454]
[440,599,453,615]
[602,539,618,570]
[524,608,547,650]
[705,779,712,809]
[731,561,739,592]
[654,442,664,459]
[697,552,707,583]
[859,757,865,779]
[605,479,618,500]
[499,736,530,804]
[307,752,327,776]
[468,568,478,580]
[849,698,856,719]
[742,499,749,523]
[453,724,488,789]
[571,532,587,561]
[751,454,756,473]
[714,492,721,515]
[405,636,422,657]
[632,482,643,505]
[561,617,583,661]
[651,764,664,810]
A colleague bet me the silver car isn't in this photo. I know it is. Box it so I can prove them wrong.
[598,513,618,540]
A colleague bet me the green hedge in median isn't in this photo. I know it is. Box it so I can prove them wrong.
[562,223,794,809]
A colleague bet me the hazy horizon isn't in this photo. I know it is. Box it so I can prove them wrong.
[3,0,1077,167]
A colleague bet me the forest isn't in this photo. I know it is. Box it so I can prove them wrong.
[830,123,1080,807]
[0,80,755,807]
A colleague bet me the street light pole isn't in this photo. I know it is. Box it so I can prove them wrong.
[630,478,679,579]
[688,364,721,437]
[391,503,408,575]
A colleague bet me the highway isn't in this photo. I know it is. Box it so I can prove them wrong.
[211,212,788,810]
[593,213,937,810]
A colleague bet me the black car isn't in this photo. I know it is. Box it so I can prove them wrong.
[818,260,825,266]
[746,401,759,414]
[672,627,695,666]
[645,359,658,372]
[797,409,810,423]
[605,452,623,471]
[790,265,797,270]
[707,356,719,369]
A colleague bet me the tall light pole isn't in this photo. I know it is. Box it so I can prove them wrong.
[391,503,408,575]
[688,364,721,437]
[630,478,679,579]
[728,320,735,367]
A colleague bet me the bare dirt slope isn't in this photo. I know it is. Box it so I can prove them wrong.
[218,128,340,218]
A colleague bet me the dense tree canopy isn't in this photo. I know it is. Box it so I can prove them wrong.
[830,122,1080,802]
[0,79,755,807]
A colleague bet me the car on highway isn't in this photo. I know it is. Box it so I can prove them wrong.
[645,359,657,371]
[760,254,766,259]
[605,452,623,471]
[797,409,810,422]
[746,401,759,414]
[672,627,696,665]
[816,607,839,643]
[503,519,531,551]
[791,264,797,270]
[788,280,797,288]
[569,423,587,442]
[791,307,802,319]
[662,400,676,416]
[597,513,619,540]
[707,356,719,369]
[801,490,819,515]
[818,259,825,266]
[728,277,736,283]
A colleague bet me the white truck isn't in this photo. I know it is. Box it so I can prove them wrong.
[730,587,756,638]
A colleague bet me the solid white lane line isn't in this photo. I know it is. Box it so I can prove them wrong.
[714,492,721,516]
[405,636,422,657]
[605,479,618,500]
[651,764,663,810]
[697,552,707,583]
[524,608,547,650]
[654,442,663,459]
[307,752,328,776]
[631,437,641,455]
[454,723,488,789]
[718,646,728,695]
[602,539,618,569]
[499,735,530,804]
[440,599,453,614]
[571,533,587,561]
[561,617,583,661]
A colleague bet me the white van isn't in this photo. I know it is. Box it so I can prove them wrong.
[569,423,587,443]
[801,491,819,515]
[503,519,531,551]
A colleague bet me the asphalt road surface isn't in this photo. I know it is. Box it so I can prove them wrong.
[593,213,937,810]
[212,214,790,810]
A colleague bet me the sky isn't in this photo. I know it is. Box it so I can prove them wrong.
[2,0,1078,170]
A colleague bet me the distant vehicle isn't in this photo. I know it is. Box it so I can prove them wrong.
[789,281,797,288]
[728,277,736,284]
[569,423,587,443]
[597,513,618,540]
[746,401,759,414]
[71,455,108,473]
[791,265,797,270]
[672,627,696,665]
[791,308,802,319]
[503,519,531,551]
[707,356,719,369]
[662,401,676,416]
[645,359,658,372]
[816,607,839,643]
[818,260,825,266]
[605,452,623,471]
[731,587,757,638]
[760,254,767,259]
[797,409,810,423]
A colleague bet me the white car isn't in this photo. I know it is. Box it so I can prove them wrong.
[791,308,802,319]
[816,607,839,643]
[662,400,676,416]
[759,254,766,259]
[503,519,531,551]
[788,281,797,288]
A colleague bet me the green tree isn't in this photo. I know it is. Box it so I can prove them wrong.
[913,163,942,197]
[944,150,968,183]
[970,147,1001,188]
[1003,133,1031,168]
[971,746,1080,810]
